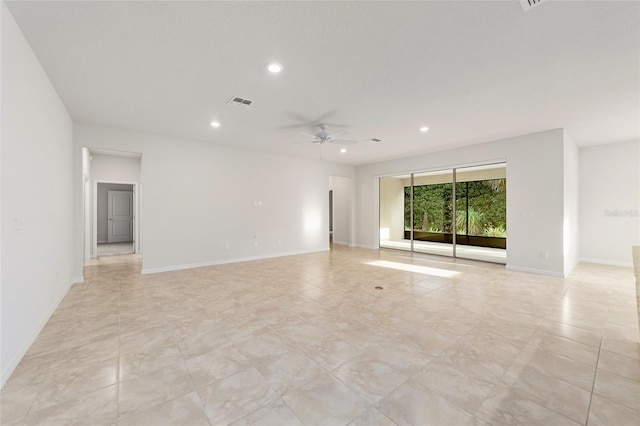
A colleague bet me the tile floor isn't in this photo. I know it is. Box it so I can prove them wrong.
[97,242,135,257]
[1,246,639,425]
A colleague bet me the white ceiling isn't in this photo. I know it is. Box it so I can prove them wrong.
[5,0,639,165]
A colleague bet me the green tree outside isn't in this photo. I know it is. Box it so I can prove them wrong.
[405,178,506,237]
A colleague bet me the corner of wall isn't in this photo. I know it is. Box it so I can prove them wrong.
[1,280,72,387]
[563,130,580,276]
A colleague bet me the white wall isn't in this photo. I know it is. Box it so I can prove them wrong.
[579,140,640,266]
[96,183,133,243]
[91,153,141,182]
[356,129,570,276]
[563,131,580,275]
[73,124,355,275]
[379,176,405,241]
[1,3,73,386]
[0,3,3,389]
[329,176,352,245]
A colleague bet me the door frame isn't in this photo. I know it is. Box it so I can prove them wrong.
[329,189,333,239]
[93,180,140,257]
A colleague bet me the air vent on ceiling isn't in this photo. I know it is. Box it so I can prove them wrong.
[519,0,547,12]
[227,96,254,108]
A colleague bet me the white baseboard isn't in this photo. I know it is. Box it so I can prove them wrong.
[1,280,73,388]
[505,264,565,278]
[72,276,84,284]
[140,248,329,275]
[332,240,350,246]
[579,258,633,268]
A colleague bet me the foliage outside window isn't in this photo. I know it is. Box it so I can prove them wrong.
[405,179,506,238]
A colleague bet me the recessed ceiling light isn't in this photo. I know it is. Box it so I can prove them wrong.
[267,63,283,73]
[420,126,429,133]
[340,148,347,153]
[210,121,221,128]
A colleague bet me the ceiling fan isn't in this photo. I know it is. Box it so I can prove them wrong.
[278,110,349,130]
[296,124,358,145]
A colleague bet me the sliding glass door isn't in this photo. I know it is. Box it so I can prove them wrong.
[454,164,506,262]
[379,163,506,263]
[411,169,454,257]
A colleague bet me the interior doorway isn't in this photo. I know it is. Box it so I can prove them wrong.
[94,181,138,257]
[82,148,142,262]
[107,189,133,242]
[97,184,134,256]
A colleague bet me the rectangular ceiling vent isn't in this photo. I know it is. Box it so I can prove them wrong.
[227,96,254,108]
[519,0,547,12]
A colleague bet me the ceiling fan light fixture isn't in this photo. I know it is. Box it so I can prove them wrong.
[267,62,283,73]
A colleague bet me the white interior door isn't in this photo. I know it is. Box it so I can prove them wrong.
[108,190,133,242]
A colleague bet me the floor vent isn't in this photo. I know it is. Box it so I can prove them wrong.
[519,0,547,12]
[227,96,254,108]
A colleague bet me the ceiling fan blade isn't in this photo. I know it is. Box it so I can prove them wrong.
[322,122,351,130]
[277,112,315,129]
[278,110,341,130]
[326,129,345,138]
[314,110,339,124]
[299,131,319,139]
[326,139,358,145]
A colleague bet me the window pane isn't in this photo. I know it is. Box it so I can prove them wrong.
[411,170,454,257]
